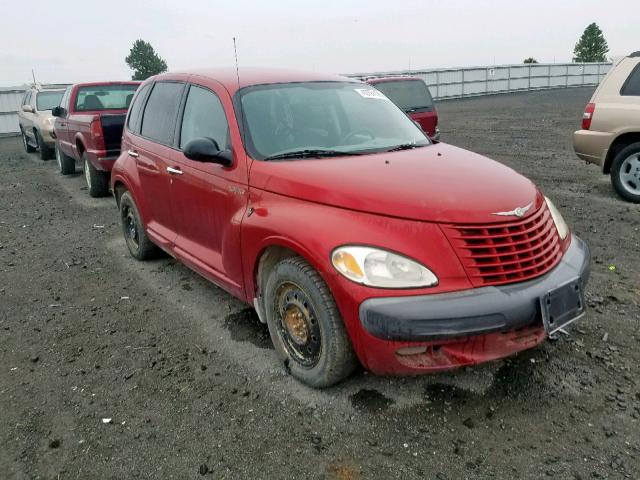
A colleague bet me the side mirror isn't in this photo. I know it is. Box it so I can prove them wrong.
[22,105,34,113]
[183,137,232,167]
[51,106,64,117]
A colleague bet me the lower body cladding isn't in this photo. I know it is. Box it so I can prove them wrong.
[356,235,590,375]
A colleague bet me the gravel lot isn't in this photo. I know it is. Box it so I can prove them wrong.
[1,86,639,480]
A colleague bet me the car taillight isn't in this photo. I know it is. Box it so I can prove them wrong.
[90,117,105,150]
[582,103,595,130]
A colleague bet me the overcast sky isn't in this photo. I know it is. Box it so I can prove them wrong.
[0,0,637,87]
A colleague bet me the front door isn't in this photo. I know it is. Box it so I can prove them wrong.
[170,82,248,297]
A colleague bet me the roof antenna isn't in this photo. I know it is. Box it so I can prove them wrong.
[233,37,245,142]
[31,69,37,87]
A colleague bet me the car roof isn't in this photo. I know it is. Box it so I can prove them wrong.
[366,76,422,84]
[72,81,141,88]
[154,67,360,95]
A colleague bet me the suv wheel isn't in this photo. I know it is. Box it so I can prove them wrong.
[611,142,640,203]
[263,256,357,388]
[83,153,109,197]
[22,130,36,153]
[55,143,75,175]
[36,131,54,160]
[119,191,159,260]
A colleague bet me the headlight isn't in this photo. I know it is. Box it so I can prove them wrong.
[331,246,438,288]
[545,196,569,240]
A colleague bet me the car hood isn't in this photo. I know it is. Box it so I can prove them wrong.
[249,143,542,224]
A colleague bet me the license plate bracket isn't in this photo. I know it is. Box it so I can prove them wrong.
[540,279,585,335]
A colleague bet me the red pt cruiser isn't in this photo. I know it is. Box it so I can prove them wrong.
[111,69,590,388]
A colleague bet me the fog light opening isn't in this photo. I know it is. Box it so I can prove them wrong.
[396,346,428,356]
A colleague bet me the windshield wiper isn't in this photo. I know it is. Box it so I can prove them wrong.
[386,143,427,152]
[264,149,362,161]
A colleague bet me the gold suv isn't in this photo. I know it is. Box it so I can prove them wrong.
[573,52,640,203]
[18,85,67,160]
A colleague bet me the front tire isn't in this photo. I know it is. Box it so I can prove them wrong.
[264,256,357,388]
[36,131,54,160]
[83,153,109,197]
[611,142,640,203]
[119,191,159,260]
[55,142,75,175]
[22,130,36,153]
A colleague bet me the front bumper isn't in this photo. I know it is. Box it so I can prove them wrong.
[360,235,590,342]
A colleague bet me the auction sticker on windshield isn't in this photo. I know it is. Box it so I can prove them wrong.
[354,88,389,100]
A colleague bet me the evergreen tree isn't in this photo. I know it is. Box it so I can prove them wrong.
[125,40,168,80]
[573,23,609,62]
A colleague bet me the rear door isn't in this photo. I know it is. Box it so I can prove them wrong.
[127,80,185,250]
[170,81,248,296]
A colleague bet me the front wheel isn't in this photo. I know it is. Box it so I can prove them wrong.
[36,132,54,160]
[55,142,75,175]
[22,130,36,153]
[611,142,640,203]
[263,256,357,388]
[83,153,109,197]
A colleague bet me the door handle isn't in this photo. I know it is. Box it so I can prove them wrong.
[127,150,139,158]
[166,166,183,175]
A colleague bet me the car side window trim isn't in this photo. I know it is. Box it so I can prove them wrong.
[126,83,152,135]
[136,80,186,149]
[620,63,640,96]
[174,83,232,152]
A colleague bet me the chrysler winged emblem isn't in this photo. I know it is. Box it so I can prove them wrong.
[492,202,533,218]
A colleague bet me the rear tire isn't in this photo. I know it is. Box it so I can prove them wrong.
[611,142,640,203]
[22,130,36,153]
[119,191,159,260]
[263,256,357,388]
[55,143,75,175]
[83,153,109,197]
[36,131,54,160]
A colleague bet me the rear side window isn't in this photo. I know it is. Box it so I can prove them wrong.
[179,85,230,150]
[621,64,640,96]
[140,82,185,145]
[127,83,152,134]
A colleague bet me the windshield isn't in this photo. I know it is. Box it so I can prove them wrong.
[36,91,64,111]
[237,81,429,160]
[372,79,434,112]
[75,84,139,111]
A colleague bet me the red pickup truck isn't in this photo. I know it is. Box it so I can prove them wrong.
[111,69,589,387]
[52,82,140,197]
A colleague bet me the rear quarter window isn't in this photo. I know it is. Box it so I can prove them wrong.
[620,64,640,96]
[140,82,185,145]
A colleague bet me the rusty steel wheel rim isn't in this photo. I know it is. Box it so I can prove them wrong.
[275,282,321,368]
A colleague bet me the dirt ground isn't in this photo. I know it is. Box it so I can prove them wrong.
[1,86,639,480]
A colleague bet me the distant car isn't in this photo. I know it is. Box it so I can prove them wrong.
[52,81,140,197]
[18,86,67,160]
[110,68,589,388]
[573,51,640,203]
[366,76,440,140]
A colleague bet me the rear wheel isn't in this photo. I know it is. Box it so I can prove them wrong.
[55,142,75,175]
[611,142,640,203]
[119,191,159,260]
[263,256,357,388]
[83,153,109,197]
[22,130,36,153]
[36,131,54,160]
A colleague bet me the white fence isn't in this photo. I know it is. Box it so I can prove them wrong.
[0,63,611,136]
[349,62,611,100]
[0,87,27,137]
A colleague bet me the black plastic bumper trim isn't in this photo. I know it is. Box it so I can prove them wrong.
[359,235,590,342]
